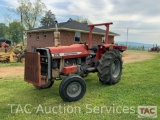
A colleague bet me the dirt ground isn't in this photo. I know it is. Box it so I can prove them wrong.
[0,51,156,78]
[0,66,24,78]
[122,51,155,63]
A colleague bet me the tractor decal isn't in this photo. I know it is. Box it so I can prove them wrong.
[52,52,82,57]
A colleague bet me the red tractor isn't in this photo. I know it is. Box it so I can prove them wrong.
[25,22,127,102]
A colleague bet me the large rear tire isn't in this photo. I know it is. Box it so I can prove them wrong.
[97,49,122,85]
[59,76,86,102]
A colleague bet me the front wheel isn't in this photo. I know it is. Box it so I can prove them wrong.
[97,50,123,85]
[59,76,86,102]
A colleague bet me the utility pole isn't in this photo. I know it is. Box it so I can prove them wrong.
[126,28,129,47]
[21,11,24,46]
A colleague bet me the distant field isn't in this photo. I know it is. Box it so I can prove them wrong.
[122,50,156,63]
[0,50,160,120]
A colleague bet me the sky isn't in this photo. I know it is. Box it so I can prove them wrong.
[0,0,160,45]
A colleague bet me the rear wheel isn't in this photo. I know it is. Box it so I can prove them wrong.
[97,50,122,85]
[59,76,86,102]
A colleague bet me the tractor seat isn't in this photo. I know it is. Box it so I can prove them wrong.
[88,46,98,57]
[88,46,98,53]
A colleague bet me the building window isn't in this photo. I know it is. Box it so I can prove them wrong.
[75,32,81,42]
[102,36,105,43]
[43,32,47,38]
[36,32,39,40]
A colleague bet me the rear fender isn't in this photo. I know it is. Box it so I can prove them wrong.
[95,44,114,60]
[113,45,127,52]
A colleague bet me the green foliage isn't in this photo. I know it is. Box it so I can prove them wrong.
[118,44,146,51]
[9,21,24,44]
[74,16,91,24]
[0,21,24,44]
[0,63,24,68]
[0,51,160,119]
[16,0,47,29]
[41,10,56,27]
[0,23,9,39]
[127,46,146,51]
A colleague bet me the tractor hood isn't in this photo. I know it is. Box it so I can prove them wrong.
[47,44,88,59]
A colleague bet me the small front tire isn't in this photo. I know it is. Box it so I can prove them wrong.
[59,76,86,102]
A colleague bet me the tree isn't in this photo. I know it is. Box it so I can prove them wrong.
[3,14,13,26]
[9,21,24,44]
[16,0,47,29]
[40,10,56,27]
[0,23,8,39]
[74,16,91,24]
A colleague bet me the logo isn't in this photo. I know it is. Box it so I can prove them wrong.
[138,106,157,118]
[52,52,82,57]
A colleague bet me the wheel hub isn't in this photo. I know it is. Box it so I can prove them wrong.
[68,85,78,93]
[111,59,121,78]
[111,64,116,72]
[67,82,82,98]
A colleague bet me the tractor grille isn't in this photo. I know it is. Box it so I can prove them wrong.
[24,52,41,86]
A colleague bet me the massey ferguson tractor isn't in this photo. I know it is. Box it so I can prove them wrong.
[25,22,127,102]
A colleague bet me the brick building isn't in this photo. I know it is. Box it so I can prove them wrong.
[26,20,119,51]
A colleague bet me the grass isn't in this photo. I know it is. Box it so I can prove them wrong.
[0,51,160,120]
[0,62,24,68]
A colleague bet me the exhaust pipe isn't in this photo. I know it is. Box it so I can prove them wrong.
[54,21,61,47]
